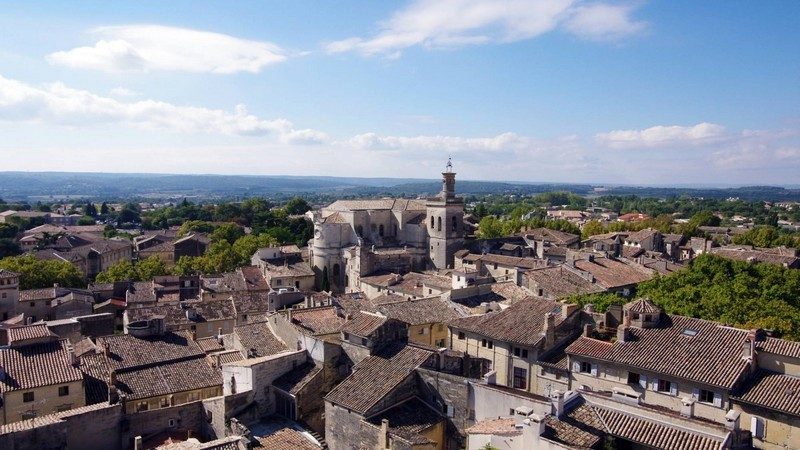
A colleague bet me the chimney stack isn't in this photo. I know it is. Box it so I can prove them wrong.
[552,391,565,417]
[379,419,390,449]
[583,323,594,337]
[543,312,556,347]
[134,436,143,450]
[617,311,631,343]
[217,328,223,344]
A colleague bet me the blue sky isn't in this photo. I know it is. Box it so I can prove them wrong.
[0,1,798,185]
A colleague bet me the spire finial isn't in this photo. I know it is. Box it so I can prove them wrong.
[445,156,453,173]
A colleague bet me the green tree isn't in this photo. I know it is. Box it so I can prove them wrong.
[284,197,311,215]
[77,216,96,226]
[581,220,606,239]
[84,202,98,217]
[0,255,83,289]
[179,220,216,236]
[100,202,110,215]
[94,260,138,283]
[478,216,503,238]
[135,256,169,280]
[210,223,245,245]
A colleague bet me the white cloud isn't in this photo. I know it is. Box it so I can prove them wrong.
[47,25,286,73]
[0,74,327,143]
[325,0,646,57]
[595,122,727,148]
[348,131,530,153]
[109,87,138,97]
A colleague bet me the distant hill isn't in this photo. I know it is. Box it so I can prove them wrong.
[0,172,797,202]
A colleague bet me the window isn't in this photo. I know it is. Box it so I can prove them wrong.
[513,347,520,357]
[137,402,149,412]
[657,379,672,393]
[451,216,457,232]
[513,367,527,390]
[437,217,442,232]
[342,332,349,340]
[418,328,425,335]
[699,389,715,404]
[493,263,498,270]
[1,293,5,299]
[633,313,640,320]
[276,279,282,286]
[30,301,35,307]
[168,419,176,428]
[23,392,34,402]
[627,372,640,385]
[160,397,170,408]
[487,341,493,349]
[58,386,69,397]
[428,289,432,295]
[430,216,435,229]
[457,332,465,340]
[361,337,368,346]
[580,362,592,374]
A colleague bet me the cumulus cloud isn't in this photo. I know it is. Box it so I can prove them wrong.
[595,122,727,148]
[325,0,646,57]
[109,87,138,97]
[0,74,327,143]
[348,131,530,153]
[47,25,286,73]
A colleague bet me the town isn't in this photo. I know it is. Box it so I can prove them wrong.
[0,161,798,450]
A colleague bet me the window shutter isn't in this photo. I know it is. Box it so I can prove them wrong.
[651,379,659,391]
[590,364,598,377]
[639,375,647,389]
[670,383,678,396]
[692,388,699,399]
[572,361,580,372]
[751,417,764,438]
[446,404,454,418]
[713,392,722,408]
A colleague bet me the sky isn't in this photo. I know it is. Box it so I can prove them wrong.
[0,1,798,186]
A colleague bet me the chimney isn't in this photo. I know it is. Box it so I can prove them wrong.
[484,370,497,385]
[583,323,594,337]
[134,436,143,450]
[617,311,631,343]
[217,328,223,344]
[215,354,221,369]
[379,419,390,449]
[287,307,293,322]
[543,312,556,347]
[552,390,565,417]
[561,302,578,318]
[680,397,695,418]
[725,410,741,431]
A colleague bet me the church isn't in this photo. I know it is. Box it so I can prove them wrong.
[308,160,465,292]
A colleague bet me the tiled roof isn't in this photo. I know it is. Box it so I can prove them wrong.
[0,340,83,393]
[325,344,434,414]
[757,337,800,358]
[7,323,56,343]
[377,297,465,326]
[733,370,800,417]
[525,228,580,245]
[592,405,722,450]
[256,428,321,450]
[449,297,564,347]
[238,266,269,291]
[711,247,799,266]
[367,397,443,445]
[0,402,116,436]
[322,211,349,224]
[19,287,64,301]
[273,362,322,395]
[465,418,520,436]
[230,291,270,315]
[94,331,204,371]
[567,315,751,389]
[573,257,653,289]
[126,299,236,326]
[234,322,287,357]
[196,336,225,353]
[462,253,548,270]
[291,306,345,335]
[340,312,387,337]
[625,297,661,314]
[208,350,245,367]
[325,198,426,212]
[524,266,605,299]
[625,228,659,242]
[371,293,408,306]
[115,357,221,400]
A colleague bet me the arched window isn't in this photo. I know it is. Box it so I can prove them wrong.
[379,224,385,237]
[437,217,442,232]
[451,216,457,232]
[430,216,435,229]
[332,264,340,281]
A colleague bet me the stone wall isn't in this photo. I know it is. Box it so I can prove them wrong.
[324,402,381,450]
[0,403,123,450]
[123,401,209,449]
[416,368,470,449]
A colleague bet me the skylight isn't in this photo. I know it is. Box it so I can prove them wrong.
[681,329,698,337]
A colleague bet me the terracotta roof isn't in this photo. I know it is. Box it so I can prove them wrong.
[567,315,752,389]
[466,418,520,436]
[325,198,426,212]
[208,350,245,366]
[625,298,661,314]
[126,299,236,326]
[462,253,548,270]
[757,337,800,358]
[573,257,653,289]
[6,323,56,344]
[238,266,269,291]
[523,266,605,299]
[0,339,83,393]
[450,297,564,347]
[340,312,387,337]
[256,428,321,450]
[377,297,465,326]
[93,331,204,371]
[273,362,322,395]
[19,287,65,302]
[367,397,443,445]
[291,306,345,335]
[542,403,603,449]
[733,370,800,417]
[196,337,225,353]
[625,228,659,243]
[525,228,580,245]
[322,211,349,224]
[711,247,799,266]
[115,357,221,400]
[234,322,287,358]
[325,344,434,414]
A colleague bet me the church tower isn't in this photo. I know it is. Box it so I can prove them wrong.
[426,158,464,269]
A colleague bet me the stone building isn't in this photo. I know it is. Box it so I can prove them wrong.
[309,160,465,292]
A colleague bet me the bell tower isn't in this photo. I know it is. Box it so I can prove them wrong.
[426,158,464,269]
